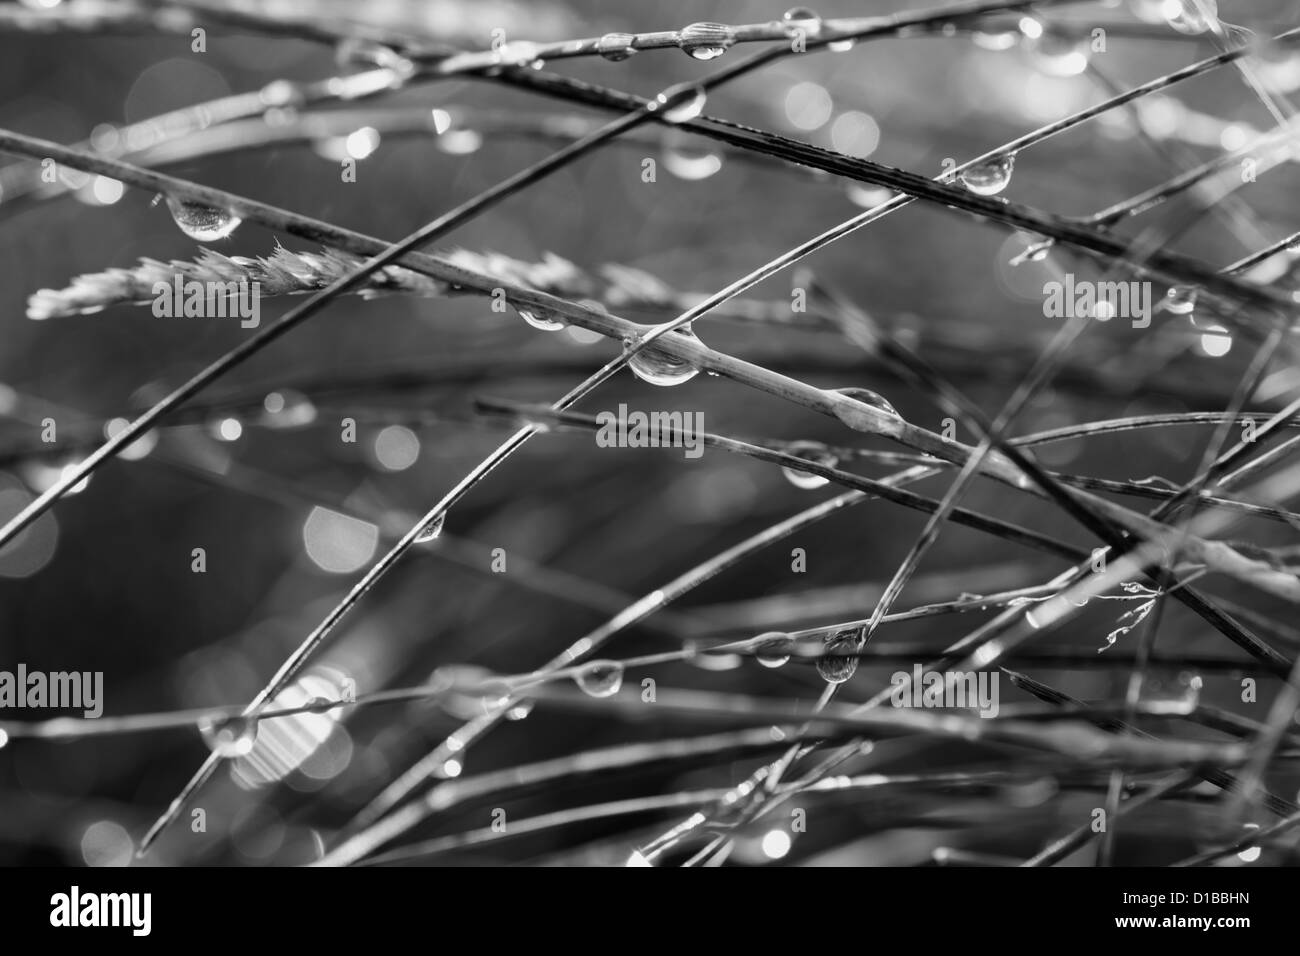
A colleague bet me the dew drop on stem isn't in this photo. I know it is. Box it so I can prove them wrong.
[165,196,242,241]
[516,305,566,331]
[652,85,708,125]
[958,155,1015,197]
[833,386,900,419]
[575,660,625,698]
[817,627,862,684]
[781,441,837,490]
[505,700,534,721]
[678,22,736,60]
[198,714,258,758]
[414,513,445,543]
[596,32,638,61]
[753,632,794,668]
[627,325,702,386]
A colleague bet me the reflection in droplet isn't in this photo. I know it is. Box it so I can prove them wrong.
[782,441,837,490]
[678,22,736,60]
[627,326,702,386]
[959,155,1015,196]
[165,196,242,241]
[575,660,625,698]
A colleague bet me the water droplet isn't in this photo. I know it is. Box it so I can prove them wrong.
[415,513,445,543]
[1164,0,1217,35]
[0,728,8,749]
[627,326,702,386]
[833,386,900,419]
[847,183,894,208]
[782,441,837,490]
[678,22,736,60]
[335,38,416,84]
[516,305,566,331]
[1164,285,1198,315]
[165,196,242,241]
[828,36,857,53]
[505,700,534,721]
[972,30,1019,51]
[440,758,463,778]
[959,155,1015,196]
[1011,237,1053,265]
[652,85,708,124]
[782,7,823,38]
[597,32,638,61]
[817,627,862,684]
[753,632,793,668]
[575,660,625,698]
[663,144,722,180]
[198,714,258,758]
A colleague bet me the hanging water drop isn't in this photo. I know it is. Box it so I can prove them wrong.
[596,32,638,61]
[1164,285,1198,315]
[753,632,793,668]
[505,699,535,721]
[828,36,856,53]
[782,441,837,490]
[663,143,723,181]
[959,155,1015,196]
[833,386,901,419]
[165,196,242,241]
[652,85,708,124]
[627,325,702,386]
[678,22,736,60]
[575,660,625,698]
[1010,237,1053,265]
[847,183,894,208]
[517,305,566,332]
[415,513,445,543]
[782,7,823,38]
[817,627,862,684]
[198,714,258,758]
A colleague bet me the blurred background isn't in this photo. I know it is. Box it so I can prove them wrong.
[1,0,1299,866]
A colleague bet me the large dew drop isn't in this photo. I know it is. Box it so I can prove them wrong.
[678,22,736,60]
[958,155,1015,197]
[782,441,837,490]
[753,632,794,668]
[627,326,702,386]
[817,627,862,684]
[415,513,445,543]
[198,714,258,758]
[575,660,625,698]
[165,196,242,241]
[516,305,566,332]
